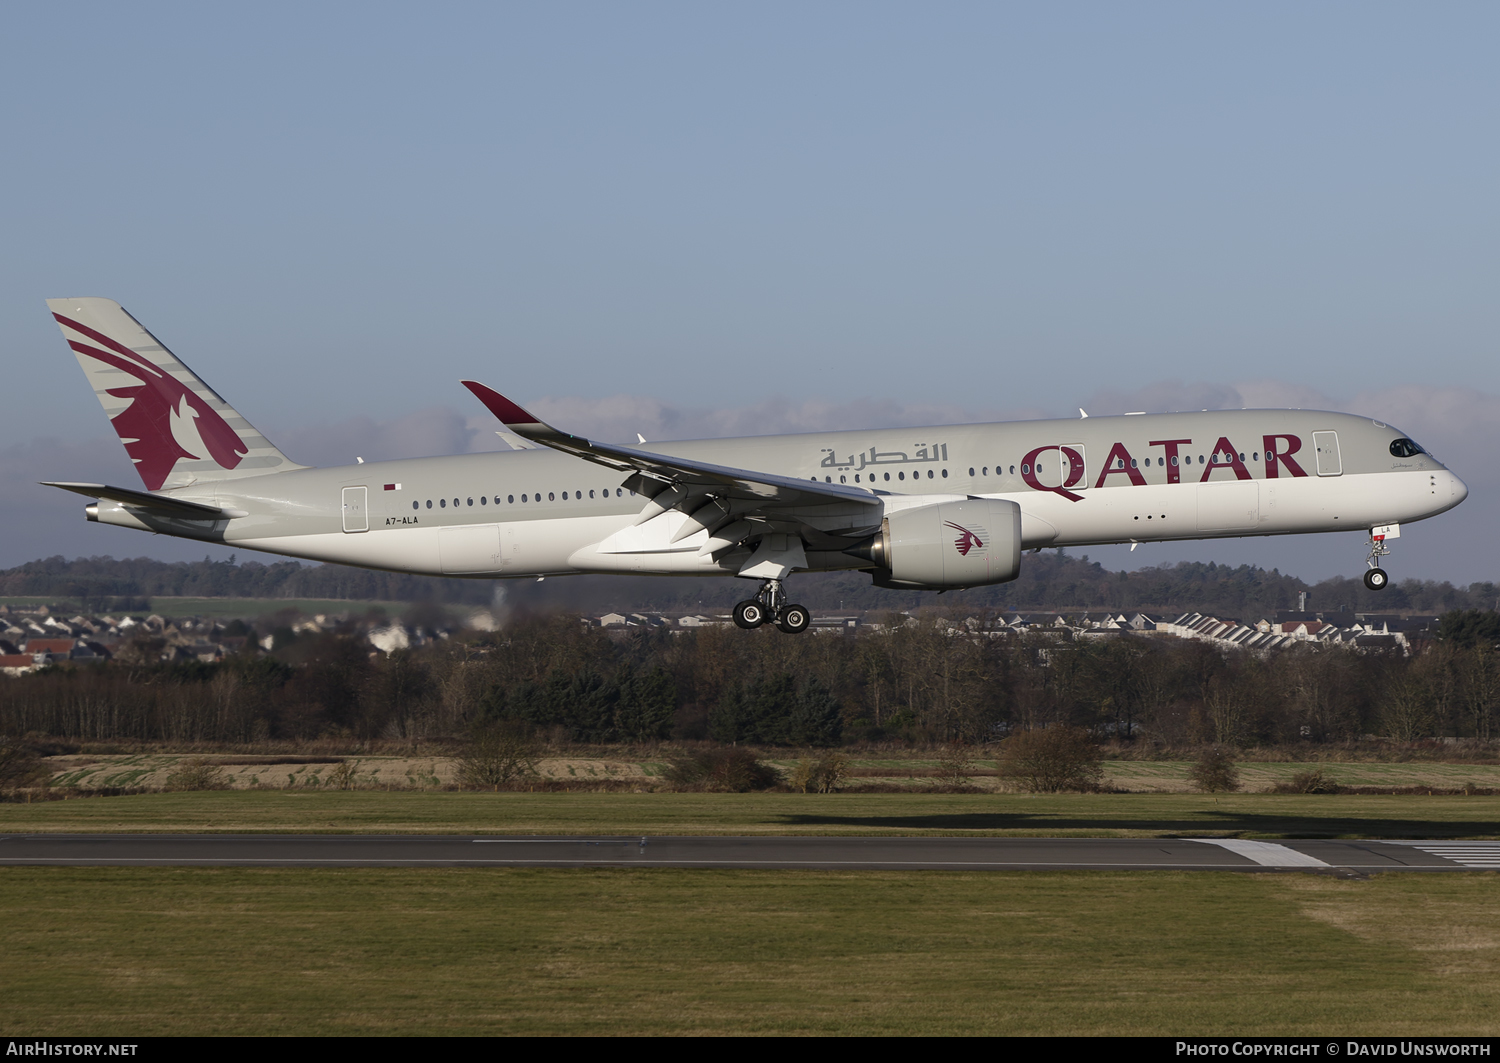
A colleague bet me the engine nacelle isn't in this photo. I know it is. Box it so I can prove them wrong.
[846,498,1022,589]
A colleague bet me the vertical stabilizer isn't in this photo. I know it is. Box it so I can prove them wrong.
[47,298,305,490]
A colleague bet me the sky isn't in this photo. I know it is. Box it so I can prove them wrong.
[3,2,1497,584]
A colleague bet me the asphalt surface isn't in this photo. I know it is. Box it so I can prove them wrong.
[1,834,1497,871]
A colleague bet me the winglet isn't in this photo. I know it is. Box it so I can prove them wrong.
[461,381,566,441]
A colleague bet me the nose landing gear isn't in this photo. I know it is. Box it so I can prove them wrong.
[1363,525,1397,591]
[732,578,812,634]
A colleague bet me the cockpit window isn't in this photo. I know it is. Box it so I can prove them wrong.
[1389,438,1425,458]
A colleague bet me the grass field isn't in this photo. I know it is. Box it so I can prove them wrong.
[3,866,1497,1035]
[41,751,1500,794]
[3,789,1498,838]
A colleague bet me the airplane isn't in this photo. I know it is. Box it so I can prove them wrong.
[41,298,1468,633]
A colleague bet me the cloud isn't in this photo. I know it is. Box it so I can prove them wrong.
[525,394,1047,442]
[273,407,506,467]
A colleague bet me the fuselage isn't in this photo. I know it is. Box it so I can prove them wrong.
[88,408,1467,581]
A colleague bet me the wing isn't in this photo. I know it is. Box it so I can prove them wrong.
[461,381,882,552]
[462,381,880,510]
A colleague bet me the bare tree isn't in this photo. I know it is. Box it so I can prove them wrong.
[455,720,539,789]
[998,726,1103,793]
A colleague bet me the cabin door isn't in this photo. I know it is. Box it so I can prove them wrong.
[341,486,368,533]
[1312,432,1342,476]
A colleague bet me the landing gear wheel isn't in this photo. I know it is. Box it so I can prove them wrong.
[776,604,811,634]
[1364,568,1389,591]
[733,600,769,629]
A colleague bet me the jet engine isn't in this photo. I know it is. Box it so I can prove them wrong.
[844,498,1022,589]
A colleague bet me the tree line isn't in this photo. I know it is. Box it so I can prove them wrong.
[6,551,1500,617]
[2,610,1497,747]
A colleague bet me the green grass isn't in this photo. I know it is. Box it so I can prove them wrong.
[147,597,407,618]
[3,790,1498,838]
[2,867,1497,1035]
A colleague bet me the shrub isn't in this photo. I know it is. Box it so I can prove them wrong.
[455,720,539,789]
[1189,747,1241,793]
[0,738,47,790]
[1272,769,1343,794]
[935,744,975,787]
[998,727,1103,793]
[326,760,360,790]
[790,752,849,793]
[663,748,781,792]
[162,760,231,792]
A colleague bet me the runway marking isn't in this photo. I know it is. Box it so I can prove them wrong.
[472,839,646,845]
[1409,844,1500,868]
[1191,839,1331,867]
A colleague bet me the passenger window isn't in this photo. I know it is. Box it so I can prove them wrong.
[884,472,890,481]
[521,494,528,502]
[1021,464,1030,475]
[440,498,446,508]
[941,469,948,478]
[412,501,418,510]
[899,472,905,480]
[840,475,846,484]
[548,492,555,501]
[589,490,595,498]
[467,497,473,506]
[1130,458,1138,468]
[1171,456,1178,466]
[480,496,487,505]
[426,500,432,508]
[507,495,514,504]
[969,467,975,476]
[562,491,568,500]
[928,470,935,479]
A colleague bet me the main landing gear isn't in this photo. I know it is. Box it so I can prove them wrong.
[733,578,811,634]
[1363,528,1393,591]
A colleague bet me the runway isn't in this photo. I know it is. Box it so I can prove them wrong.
[1,834,1497,871]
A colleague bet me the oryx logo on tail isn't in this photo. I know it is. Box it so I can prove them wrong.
[53,313,247,490]
[945,521,984,556]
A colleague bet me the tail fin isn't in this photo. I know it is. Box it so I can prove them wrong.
[47,298,305,491]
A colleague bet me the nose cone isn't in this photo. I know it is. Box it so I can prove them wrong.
[1451,472,1470,506]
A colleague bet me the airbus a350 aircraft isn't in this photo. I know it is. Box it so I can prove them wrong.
[42,298,1468,634]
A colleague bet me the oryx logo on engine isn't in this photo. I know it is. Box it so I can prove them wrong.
[944,521,985,556]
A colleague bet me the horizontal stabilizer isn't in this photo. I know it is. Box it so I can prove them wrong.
[40,482,245,520]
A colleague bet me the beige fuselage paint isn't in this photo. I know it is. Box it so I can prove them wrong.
[83,408,1465,580]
